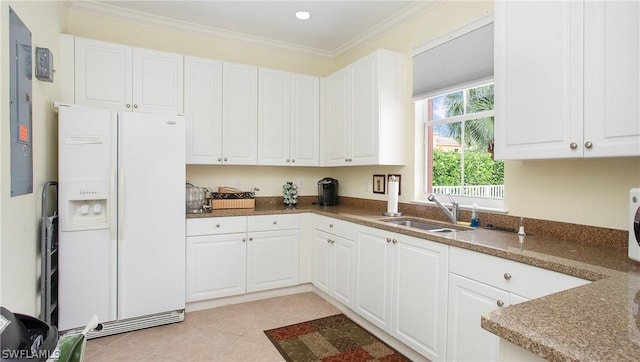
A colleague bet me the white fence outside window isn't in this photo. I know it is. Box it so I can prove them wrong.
[433,185,504,199]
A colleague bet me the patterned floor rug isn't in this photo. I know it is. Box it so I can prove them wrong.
[264,314,411,362]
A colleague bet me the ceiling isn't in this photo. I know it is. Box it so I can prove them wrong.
[69,1,438,57]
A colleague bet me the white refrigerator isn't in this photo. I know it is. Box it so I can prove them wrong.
[57,104,185,333]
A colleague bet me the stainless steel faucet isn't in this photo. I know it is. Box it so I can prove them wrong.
[427,193,459,224]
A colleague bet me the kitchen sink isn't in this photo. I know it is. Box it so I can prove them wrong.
[381,217,470,233]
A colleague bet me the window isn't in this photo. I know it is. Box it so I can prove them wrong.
[415,83,504,209]
[412,15,501,209]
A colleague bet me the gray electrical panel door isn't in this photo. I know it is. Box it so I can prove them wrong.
[9,7,33,196]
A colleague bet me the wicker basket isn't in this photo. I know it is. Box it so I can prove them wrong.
[210,198,255,209]
[209,191,255,209]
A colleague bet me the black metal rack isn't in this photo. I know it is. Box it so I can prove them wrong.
[40,181,58,326]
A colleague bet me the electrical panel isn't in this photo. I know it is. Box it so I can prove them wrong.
[10,7,33,196]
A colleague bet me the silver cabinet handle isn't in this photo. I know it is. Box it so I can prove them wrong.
[217,157,222,162]
[273,220,277,224]
[286,159,290,163]
[242,238,246,242]
[215,224,220,228]
[223,157,228,162]
[585,141,593,149]
[569,142,578,150]
[392,239,398,244]
[386,238,392,243]
[328,239,335,244]
[126,104,131,108]
[249,237,253,241]
[133,104,138,109]
[497,300,504,307]
[291,159,295,163]
[504,273,512,280]
[329,224,334,228]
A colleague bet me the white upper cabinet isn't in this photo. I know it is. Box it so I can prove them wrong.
[258,68,320,166]
[184,56,223,164]
[323,68,350,166]
[223,62,258,165]
[583,0,640,157]
[495,0,640,159]
[132,48,184,114]
[74,37,183,114]
[185,58,258,165]
[322,49,406,166]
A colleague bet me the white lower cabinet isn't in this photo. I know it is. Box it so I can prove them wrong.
[392,235,449,360]
[354,225,448,361]
[186,233,247,301]
[313,215,356,307]
[313,230,355,307]
[447,273,523,362]
[446,246,589,361]
[186,215,299,302]
[247,228,299,292]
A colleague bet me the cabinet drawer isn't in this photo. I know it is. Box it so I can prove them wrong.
[450,246,588,299]
[314,215,355,240]
[186,216,247,236]
[247,214,299,232]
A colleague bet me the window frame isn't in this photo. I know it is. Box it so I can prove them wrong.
[414,85,505,212]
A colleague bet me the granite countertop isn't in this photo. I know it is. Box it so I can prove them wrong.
[187,205,640,361]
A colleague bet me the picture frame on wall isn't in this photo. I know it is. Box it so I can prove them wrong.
[373,174,386,194]
[388,174,401,195]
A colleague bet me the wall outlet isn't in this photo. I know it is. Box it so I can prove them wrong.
[298,178,304,189]
[235,179,242,189]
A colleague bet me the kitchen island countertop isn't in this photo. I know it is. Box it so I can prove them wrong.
[187,204,640,361]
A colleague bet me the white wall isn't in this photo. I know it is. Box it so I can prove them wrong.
[1,1,66,315]
[66,0,638,232]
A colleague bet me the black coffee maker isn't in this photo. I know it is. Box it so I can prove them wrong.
[317,177,339,206]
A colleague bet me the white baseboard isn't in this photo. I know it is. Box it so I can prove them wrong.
[185,284,313,312]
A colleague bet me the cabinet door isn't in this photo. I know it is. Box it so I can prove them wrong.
[583,1,640,157]
[185,56,223,164]
[258,69,290,166]
[223,62,258,164]
[313,230,332,295]
[392,236,449,361]
[246,229,299,292]
[494,1,584,159]
[331,235,355,308]
[447,273,509,362]
[355,227,393,332]
[132,48,183,114]
[74,37,132,110]
[350,54,379,165]
[290,74,320,166]
[323,68,350,166]
[186,234,247,302]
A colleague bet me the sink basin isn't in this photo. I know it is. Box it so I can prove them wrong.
[381,218,469,233]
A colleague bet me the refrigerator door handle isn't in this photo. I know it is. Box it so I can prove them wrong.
[118,167,125,242]
[110,164,117,241]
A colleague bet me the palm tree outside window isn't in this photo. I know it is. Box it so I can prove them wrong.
[424,83,504,200]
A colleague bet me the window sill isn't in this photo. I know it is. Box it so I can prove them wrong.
[409,199,508,215]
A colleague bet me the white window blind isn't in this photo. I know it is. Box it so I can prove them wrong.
[413,18,494,101]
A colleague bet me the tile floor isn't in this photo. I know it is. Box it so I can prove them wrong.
[84,292,341,361]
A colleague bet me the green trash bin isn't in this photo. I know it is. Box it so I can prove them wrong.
[56,315,99,362]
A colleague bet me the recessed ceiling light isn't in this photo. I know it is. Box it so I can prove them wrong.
[295,11,311,20]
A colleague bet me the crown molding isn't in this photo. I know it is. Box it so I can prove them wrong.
[66,0,441,59]
[332,1,442,57]
[67,0,334,57]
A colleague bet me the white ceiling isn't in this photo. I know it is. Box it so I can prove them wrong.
[70,1,438,57]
